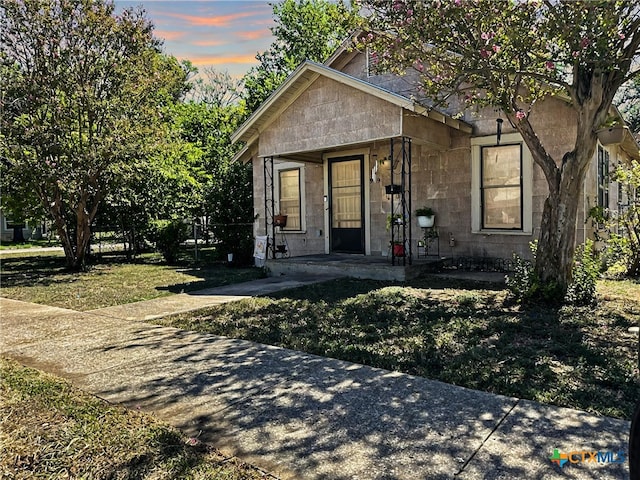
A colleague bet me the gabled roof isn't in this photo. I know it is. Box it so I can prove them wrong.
[231,60,472,158]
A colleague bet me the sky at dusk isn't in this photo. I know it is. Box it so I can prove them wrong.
[115,1,277,77]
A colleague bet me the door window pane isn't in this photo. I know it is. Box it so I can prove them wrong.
[331,160,361,228]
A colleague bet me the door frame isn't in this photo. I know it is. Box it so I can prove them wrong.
[323,148,370,255]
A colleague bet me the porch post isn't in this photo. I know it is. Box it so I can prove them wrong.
[263,156,276,259]
[403,136,412,266]
[390,138,396,265]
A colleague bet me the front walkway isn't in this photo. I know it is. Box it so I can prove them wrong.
[0,276,630,479]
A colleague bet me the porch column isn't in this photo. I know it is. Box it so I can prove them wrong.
[389,137,413,266]
[263,156,276,259]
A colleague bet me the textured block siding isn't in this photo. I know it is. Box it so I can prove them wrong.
[252,159,325,256]
[259,76,401,157]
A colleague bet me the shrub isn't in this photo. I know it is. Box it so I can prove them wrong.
[565,239,600,306]
[149,219,189,264]
[506,240,599,306]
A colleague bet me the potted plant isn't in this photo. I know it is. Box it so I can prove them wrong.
[274,214,288,228]
[415,206,435,228]
[386,213,404,231]
[596,121,628,145]
[390,241,405,257]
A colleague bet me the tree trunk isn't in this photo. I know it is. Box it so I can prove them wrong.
[534,173,583,300]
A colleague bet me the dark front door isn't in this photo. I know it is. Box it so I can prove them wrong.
[329,155,364,254]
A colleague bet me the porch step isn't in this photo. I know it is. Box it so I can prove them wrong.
[266,255,446,282]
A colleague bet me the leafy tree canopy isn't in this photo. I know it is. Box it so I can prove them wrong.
[0,0,188,268]
[243,0,358,112]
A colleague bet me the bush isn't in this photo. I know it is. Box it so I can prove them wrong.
[149,219,189,264]
[565,239,600,306]
[506,239,599,306]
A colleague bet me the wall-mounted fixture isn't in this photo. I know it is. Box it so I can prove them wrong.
[496,118,503,145]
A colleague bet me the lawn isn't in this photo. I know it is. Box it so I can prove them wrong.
[0,358,271,479]
[159,276,640,420]
[0,251,265,311]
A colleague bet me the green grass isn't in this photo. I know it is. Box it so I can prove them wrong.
[0,358,271,479]
[0,251,265,311]
[159,276,640,419]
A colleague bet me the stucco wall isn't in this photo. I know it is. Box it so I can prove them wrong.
[258,76,401,157]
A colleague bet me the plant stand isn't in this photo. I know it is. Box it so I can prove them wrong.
[417,227,439,257]
[274,231,290,258]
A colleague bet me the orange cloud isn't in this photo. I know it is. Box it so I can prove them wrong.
[184,54,258,67]
[165,11,258,28]
[192,39,227,47]
[154,30,186,41]
[236,29,272,41]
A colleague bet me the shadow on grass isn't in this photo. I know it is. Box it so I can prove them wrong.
[163,277,639,420]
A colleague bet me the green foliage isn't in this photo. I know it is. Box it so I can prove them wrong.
[505,250,535,302]
[149,219,189,264]
[415,206,434,217]
[243,0,357,112]
[599,160,640,277]
[507,240,598,306]
[565,239,600,306]
[0,0,188,269]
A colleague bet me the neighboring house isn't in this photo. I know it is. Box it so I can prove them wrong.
[231,46,639,273]
[0,210,30,243]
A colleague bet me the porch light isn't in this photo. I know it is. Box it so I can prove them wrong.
[496,118,503,145]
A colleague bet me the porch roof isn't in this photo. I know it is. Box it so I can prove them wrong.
[231,61,472,163]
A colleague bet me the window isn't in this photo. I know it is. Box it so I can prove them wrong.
[597,145,609,209]
[471,133,532,234]
[279,169,301,231]
[481,144,522,229]
[274,162,306,232]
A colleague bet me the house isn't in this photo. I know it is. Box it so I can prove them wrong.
[231,45,639,279]
[0,210,33,243]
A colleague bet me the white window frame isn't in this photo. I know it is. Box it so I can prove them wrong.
[471,133,533,235]
[274,161,306,233]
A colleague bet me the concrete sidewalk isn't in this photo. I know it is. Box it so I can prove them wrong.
[0,291,631,479]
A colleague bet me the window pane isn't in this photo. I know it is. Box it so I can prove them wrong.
[481,145,522,229]
[482,145,521,186]
[279,169,301,230]
[483,187,522,229]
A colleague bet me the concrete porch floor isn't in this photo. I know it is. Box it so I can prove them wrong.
[266,253,446,281]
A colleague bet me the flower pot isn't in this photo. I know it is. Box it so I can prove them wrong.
[596,125,628,146]
[392,243,405,257]
[274,215,288,227]
[417,215,435,228]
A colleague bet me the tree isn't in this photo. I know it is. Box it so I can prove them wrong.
[173,91,256,263]
[0,0,187,269]
[243,0,357,112]
[361,0,640,299]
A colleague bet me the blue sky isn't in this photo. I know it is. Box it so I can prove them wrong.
[116,1,276,77]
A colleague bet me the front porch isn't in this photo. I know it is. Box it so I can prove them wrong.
[265,253,446,281]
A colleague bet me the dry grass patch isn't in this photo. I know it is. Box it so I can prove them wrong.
[0,252,264,311]
[0,357,272,479]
